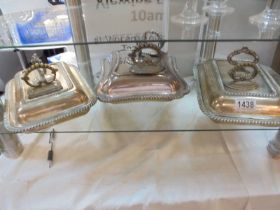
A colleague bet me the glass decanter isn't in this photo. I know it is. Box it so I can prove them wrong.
[171,0,208,38]
[249,0,280,39]
[202,0,235,60]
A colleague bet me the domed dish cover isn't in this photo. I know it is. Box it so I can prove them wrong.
[249,0,280,38]
[4,55,97,132]
[97,32,189,103]
[195,47,280,126]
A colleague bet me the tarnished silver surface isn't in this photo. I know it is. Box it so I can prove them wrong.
[195,59,280,126]
[4,62,97,132]
[97,50,189,103]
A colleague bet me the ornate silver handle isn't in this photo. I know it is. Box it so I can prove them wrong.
[227,47,259,82]
[129,43,162,66]
[21,62,58,88]
[143,31,165,49]
[228,63,258,82]
[227,46,259,66]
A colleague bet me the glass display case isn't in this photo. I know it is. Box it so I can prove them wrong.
[0,0,280,159]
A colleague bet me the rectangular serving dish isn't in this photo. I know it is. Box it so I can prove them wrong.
[195,59,280,126]
[4,62,96,132]
[97,50,189,103]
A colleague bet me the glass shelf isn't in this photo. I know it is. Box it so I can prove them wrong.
[1,84,280,134]
[1,38,280,51]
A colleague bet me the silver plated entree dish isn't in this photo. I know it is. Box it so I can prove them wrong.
[4,56,96,132]
[97,32,189,103]
[196,47,280,126]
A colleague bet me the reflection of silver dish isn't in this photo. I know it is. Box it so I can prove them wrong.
[225,81,258,91]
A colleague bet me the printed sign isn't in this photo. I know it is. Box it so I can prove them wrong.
[83,0,166,53]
